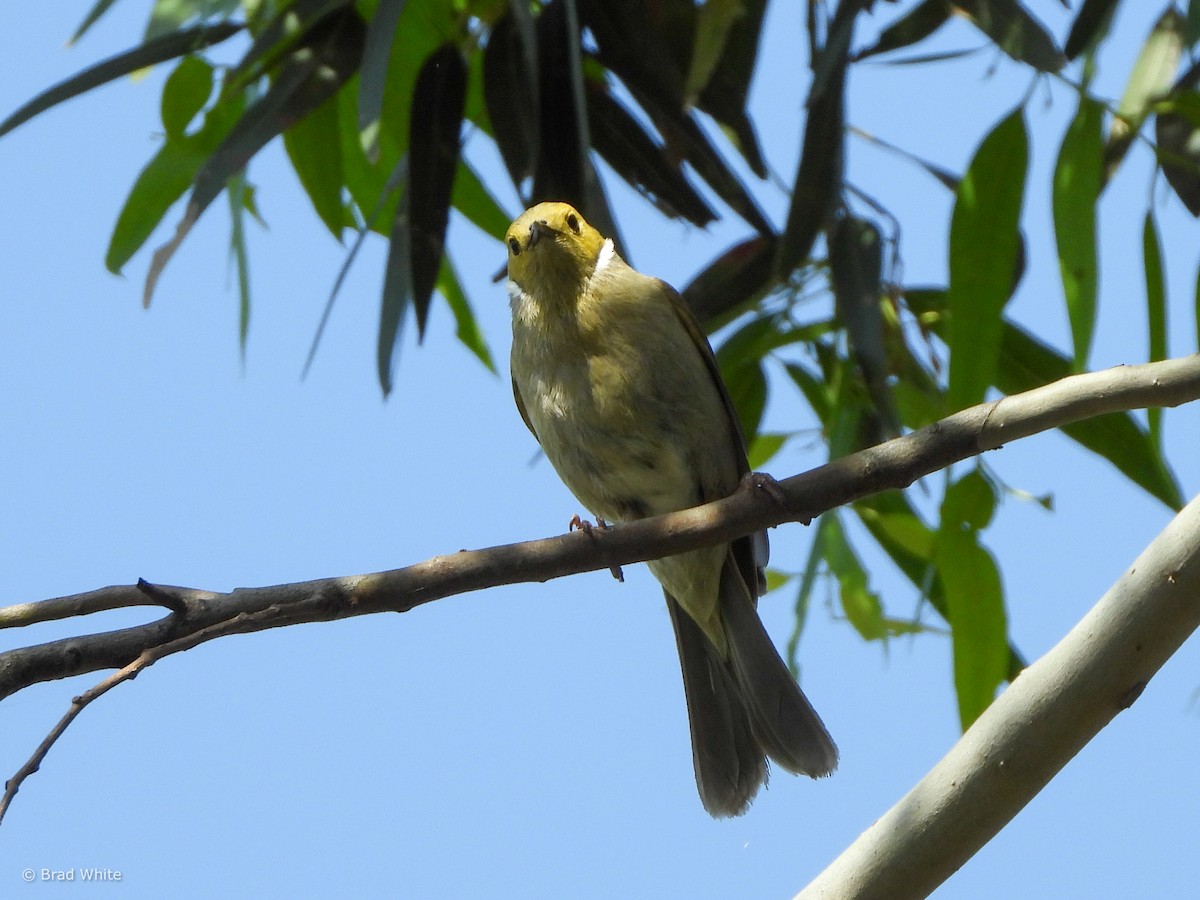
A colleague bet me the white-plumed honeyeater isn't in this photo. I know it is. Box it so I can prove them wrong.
[505,201,837,817]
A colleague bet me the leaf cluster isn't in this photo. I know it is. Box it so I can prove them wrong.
[3,0,1197,728]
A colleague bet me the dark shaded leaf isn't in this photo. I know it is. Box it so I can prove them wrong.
[1052,95,1103,370]
[683,234,778,326]
[1106,9,1184,181]
[0,22,242,139]
[695,0,768,177]
[587,82,716,226]
[1156,69,1200,215]
[947,108,1027,412]
[577,0,688,112]
[720,357,768,441]
[357,0,408,160]
[849,125,959,190]
[685,0,741,103]
[905,288,1184,509]
[531,0,588,209]
[1143,211,1166,447]
[950,0,1065,72]
[775,76,842,274]
[145,8,366,306]
[1064,0,1118,61]
[407,43,467,339]
[226,0,352,95]
[303,155,409,380]
[578,0,771,232]
[70,0,123,45]
[830,214,898,434]
[649,103,773,233]
[854,0,951,61]
[484,10,539,191]
[1191,0,1200,46]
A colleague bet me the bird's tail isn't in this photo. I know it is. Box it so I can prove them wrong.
[668,556,837,817]
[718,559,838,779]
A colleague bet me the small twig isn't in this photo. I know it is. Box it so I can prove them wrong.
[0,604,288,826]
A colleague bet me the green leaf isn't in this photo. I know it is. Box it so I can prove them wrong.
[451,158,512,242]
[1190,0,1200,47]
[854,0,951,61]
[823,513,889,642]
[106,91,245,275]
[1106,9,1184,180]
[937,520,1007,730]
[1052,95,1103,371]
[161,55,214,139]
[950,0,1065,72]
[144,8,367,306]
[226,173,253,354]
[438,256,496,373]
[283,86,347,239]
[1143,211,1167,448]
[0,23,242,139]
[746,432,788,470]
[906,288,1184,509]
[948,108,1028,412]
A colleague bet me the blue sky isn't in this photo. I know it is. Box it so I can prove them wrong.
[1,2,1199,897]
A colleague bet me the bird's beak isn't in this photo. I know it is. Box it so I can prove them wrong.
[528,219,554,248]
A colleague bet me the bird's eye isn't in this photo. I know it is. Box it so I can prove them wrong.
[508,237,521,255]
[566,213,580,234]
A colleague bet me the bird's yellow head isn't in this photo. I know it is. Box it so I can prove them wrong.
[504,202,609,298]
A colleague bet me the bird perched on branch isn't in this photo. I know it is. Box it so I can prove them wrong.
[505,201,837,817]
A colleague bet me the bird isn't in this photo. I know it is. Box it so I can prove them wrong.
[505,201,837,817]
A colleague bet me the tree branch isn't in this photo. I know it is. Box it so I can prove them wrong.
[796,488,1200,899]
[2,354,1198,705]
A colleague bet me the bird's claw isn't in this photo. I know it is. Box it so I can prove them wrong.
[568,515,624,582]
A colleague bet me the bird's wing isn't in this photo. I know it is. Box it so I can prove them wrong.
[659,279,769,586]
[511,377,538,440]
[658,279,751,478]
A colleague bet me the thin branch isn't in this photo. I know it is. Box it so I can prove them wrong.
[0,583,203,630]
[0,603,296,826]
[796,489,1200,899]
[1,354,1197,706]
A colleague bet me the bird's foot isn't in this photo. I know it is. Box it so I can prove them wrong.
[740,472,809,525]
[568,515,624,582]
